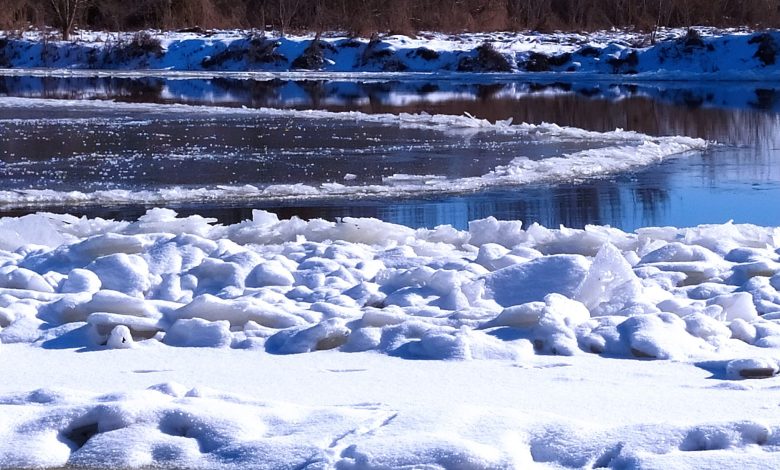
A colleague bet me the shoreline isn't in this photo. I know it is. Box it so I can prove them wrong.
[2,28,779,80]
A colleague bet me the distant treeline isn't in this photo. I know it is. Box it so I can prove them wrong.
[2,0,780,38]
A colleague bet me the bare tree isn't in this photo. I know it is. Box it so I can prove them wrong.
[277,0,300,35]
[49,0,84,40]
[7,0,780,36]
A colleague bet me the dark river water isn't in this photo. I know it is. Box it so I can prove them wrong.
[0,74,778,230]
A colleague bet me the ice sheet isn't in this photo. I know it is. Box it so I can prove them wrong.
[0,98,707,208]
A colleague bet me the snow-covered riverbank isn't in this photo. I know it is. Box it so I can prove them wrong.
[2,28,780,79]
[1,209,780,467]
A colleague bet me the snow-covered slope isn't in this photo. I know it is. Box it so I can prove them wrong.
[1,209,780,467]
[3,28,780,79]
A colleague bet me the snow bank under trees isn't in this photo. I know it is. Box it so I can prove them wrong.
[2,28,780,79]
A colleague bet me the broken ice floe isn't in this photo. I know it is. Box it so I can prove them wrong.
[0,209,778,368]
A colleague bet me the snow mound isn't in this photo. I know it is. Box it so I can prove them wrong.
[0,209,777,367]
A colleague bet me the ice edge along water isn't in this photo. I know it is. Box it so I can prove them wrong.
[1,208,780,468]
[0,97,707,207]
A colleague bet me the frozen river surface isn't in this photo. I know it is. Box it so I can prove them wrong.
[0,75,778,230]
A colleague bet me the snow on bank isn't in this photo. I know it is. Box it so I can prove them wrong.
[0,97,707,208]
[4,348,780,469]
[2,210,780,467]
[2,28,780,79]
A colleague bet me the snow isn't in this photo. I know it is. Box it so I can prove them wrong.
[1,27,779,465]
[2,28,780,79]
[0,209,779,466]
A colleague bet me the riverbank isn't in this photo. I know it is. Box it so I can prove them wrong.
[2,27,779,79]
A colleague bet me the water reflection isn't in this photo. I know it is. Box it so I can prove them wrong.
[2,75,780,142]
[0,74,779,230]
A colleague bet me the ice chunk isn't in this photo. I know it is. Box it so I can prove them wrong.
[531,294,591,356]
[60,268,102,294]
[152,273,187,302]
[576,316,623,354]
[245,260,295,287]
[474,244,510,271]
[187,258,244,297]
[483,255,590,307]
[342,326,383,352]
[144,241,184,276]
[729,319,757,344]
[86,253,151,297]
[172,294,306,328]
[106,325,135,349]
[87,312,163,340]
[706,292,758,322]
[401,327,526,360]
[0,307,15,327]
[0,266,54,293]
[251,210,280,226]
[71,233,146,260]
[729,260,780,285]
[639,242,722,264]
[657,298,705,317]
[468,217,527,247]
[343,282,385,307]
[726,358,779,379]
[771,273,780,291]
[0,214,67,251]
[488,301,546,328]
[575,243,644,316]
[163,318,232,348]
[683,313,731,343]
[361,307,407,327]
[265,318,350,354]
[83,290,159,318]
[617,313,706,360]
[44,290,159,325]
[128,208,216,237]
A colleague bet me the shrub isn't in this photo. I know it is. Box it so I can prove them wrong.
[458,42,512,72]
[128,31,163,57]
[291,37,335,70]
[0,37,9,67]
[749,33,778,66]
[409,47,439,61]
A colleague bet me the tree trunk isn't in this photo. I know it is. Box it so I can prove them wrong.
[49,0,82,41]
